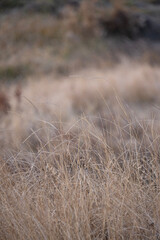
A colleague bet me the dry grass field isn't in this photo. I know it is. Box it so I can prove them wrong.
[1,1,160,239]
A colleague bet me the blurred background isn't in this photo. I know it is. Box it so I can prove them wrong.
[1,0,160,146]
[1,0,160,80]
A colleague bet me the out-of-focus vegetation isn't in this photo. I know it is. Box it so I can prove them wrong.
[0,0,29,9]
[0,0,75,11]
[1,0,159,12]
[1,0,160,79]
[1,1,160,240]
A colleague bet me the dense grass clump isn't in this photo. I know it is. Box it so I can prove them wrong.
[0,62,160,239]
[1,112,160,240]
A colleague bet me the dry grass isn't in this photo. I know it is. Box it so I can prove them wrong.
[0,61,160,239]
[0,91,10,114]
[1,5,160,80]
[1,2,160,239]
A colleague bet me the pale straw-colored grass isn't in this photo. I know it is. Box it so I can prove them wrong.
[0,61,160,239]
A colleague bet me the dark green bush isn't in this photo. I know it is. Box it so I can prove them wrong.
[0,64,31,82]
[0,0,80,10]
[0,0,29,9]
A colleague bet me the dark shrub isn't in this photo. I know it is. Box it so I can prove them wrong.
[0,0,81,11]
[0,0,28,9]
